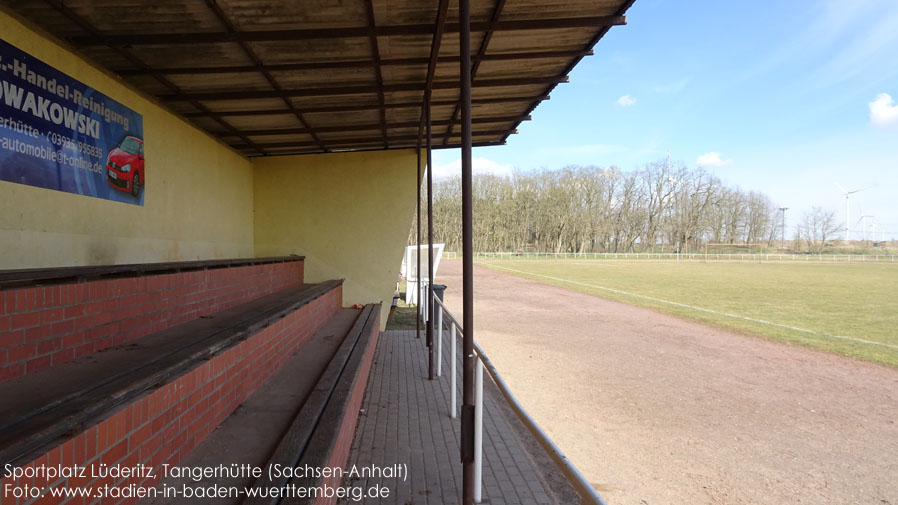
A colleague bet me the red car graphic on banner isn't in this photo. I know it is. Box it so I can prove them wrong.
[105,136,145,197]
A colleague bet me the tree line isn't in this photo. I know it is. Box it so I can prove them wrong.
[411,160,842,254]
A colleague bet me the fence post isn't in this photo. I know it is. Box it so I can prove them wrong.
[474,358,483,503]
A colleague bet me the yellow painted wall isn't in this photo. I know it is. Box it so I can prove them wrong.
[1,9,422,328]
[254,150,420,328]
[0,9,255,268]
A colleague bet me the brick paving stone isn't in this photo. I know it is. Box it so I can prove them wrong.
[339,329,557,505]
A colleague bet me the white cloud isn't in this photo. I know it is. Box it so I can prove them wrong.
[869,93,898,128]
[431,157,513,179]
[616,94,637,107]
[696,152,733,168]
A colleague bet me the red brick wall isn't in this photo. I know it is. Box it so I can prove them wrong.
[0,260,303,382]
[0,284,340,505]
[315,316,381,505]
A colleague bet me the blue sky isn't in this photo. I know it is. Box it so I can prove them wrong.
[433,0,898,239]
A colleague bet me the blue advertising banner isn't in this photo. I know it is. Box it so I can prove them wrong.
[0,38,145,205]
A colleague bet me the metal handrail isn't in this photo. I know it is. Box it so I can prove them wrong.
[434,294,462,329]
[432,296,607,505]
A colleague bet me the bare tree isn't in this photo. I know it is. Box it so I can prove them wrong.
[796,207,841,253]
[414,159,815,256]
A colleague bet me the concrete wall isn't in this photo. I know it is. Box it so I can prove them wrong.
[254,150,419,327]
[0,9,255,268]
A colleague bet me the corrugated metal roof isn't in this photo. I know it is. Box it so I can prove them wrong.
[2,0,633,156]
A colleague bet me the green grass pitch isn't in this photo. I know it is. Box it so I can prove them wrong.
[477,259,898,367]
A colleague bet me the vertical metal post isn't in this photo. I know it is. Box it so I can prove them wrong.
[427,101,435,380]
[451,323,457,418]
[422,280,428,321]
[779,207,788,250]
[416,147,422,338]
[437,308,443,377]
[474,358,483,503]
[459,0,475,503]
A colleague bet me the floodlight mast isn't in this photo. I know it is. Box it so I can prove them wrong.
[778,207,789,248]
[653,149,670,254]
[663,150,678,251]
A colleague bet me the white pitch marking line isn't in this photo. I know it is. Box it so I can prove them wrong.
[482,262,898,352]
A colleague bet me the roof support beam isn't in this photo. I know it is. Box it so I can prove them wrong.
[40,0,267,156]
[158,76,568,102]
[113,50,592,77]
[459,0,475,503]
[425,100,435,381]
[202,0,326,151]
[416,0,451,148]
[416,146,422,338]
[180,95,549,118]
[240,140,505,156]
[68,16,626,46]
[228,129,514,150]
[217,115,530,137]
[363,0,388,147]
[443,0,507,144]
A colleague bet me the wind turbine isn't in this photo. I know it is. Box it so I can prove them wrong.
[666,150,678,185]
[835,183,866,241]
[857,215,875,242]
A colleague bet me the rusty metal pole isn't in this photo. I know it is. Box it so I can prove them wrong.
[459,0,475,503]
[416,146,422,338]
[426,101,435,380]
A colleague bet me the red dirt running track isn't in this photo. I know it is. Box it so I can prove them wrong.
[436,259,898,505]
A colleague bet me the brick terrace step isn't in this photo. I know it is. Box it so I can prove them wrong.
[0,257,304,382]
[0,279,344,505]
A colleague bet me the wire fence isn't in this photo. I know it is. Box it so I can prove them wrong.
[442,251,898,263]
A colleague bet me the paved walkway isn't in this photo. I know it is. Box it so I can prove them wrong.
[340,329,557,505]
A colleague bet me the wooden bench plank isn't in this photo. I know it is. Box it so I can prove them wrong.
[278,305,380,505]
[241,304,375,505]
[139,308,363,505]
[0,256,304,289]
